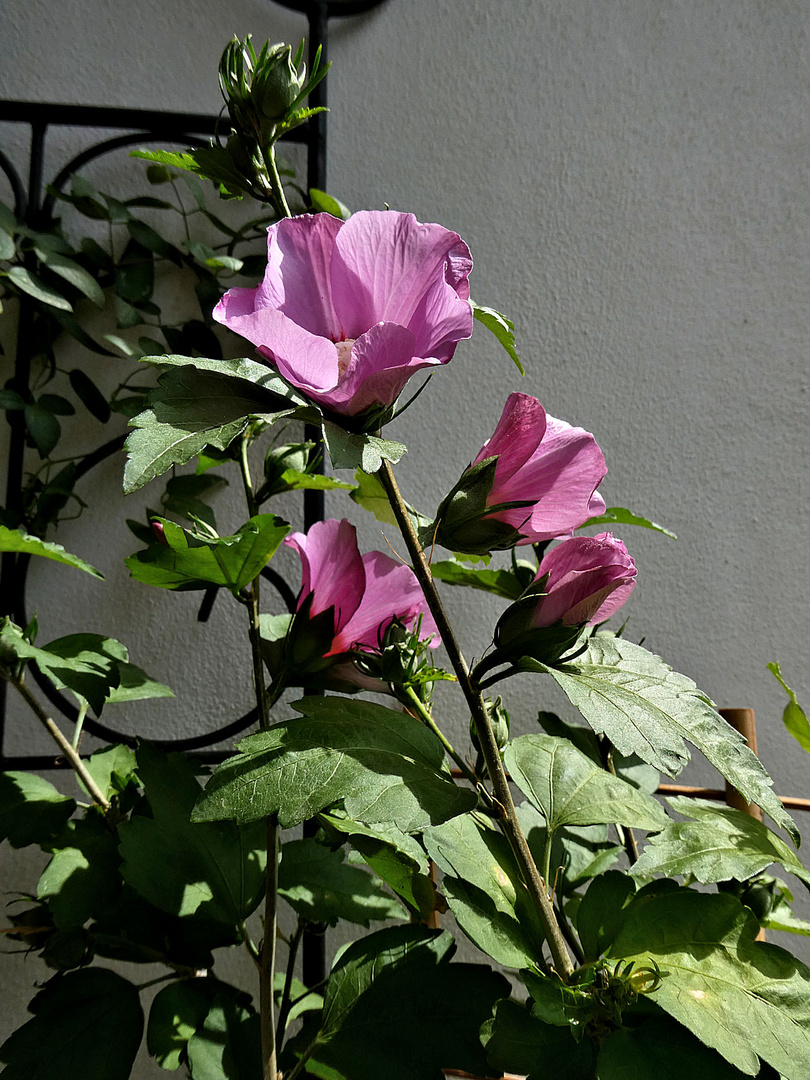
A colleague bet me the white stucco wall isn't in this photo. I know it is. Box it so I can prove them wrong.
[2,0,809,1068]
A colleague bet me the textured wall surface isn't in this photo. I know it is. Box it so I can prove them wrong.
[2,0,809,1068]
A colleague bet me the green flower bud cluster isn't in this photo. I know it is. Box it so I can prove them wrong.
[219,38,307,135]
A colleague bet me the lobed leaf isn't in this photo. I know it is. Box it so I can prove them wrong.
[193,696,476,832]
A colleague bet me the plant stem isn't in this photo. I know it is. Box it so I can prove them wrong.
[377,461,574,980]
[401,685,482,793]
[239,433,278,1079]
[71,699,88,751]
[275,919,305,1044]
[3,673,111,813]
[262,144,292,220]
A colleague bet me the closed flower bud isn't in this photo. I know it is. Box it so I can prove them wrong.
[492,533,637,665]
[252,43,306,122]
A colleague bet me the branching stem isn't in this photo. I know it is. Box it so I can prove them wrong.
[3,673,111,813]
[377,460,574,980]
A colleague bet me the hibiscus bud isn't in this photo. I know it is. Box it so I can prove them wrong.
[434,393,607,555]
[493,534,637,665]
[252,43,305,122]
[470,696,510,759]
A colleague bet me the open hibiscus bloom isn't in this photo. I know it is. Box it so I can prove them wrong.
[435,392,607,554]
[281,519,439,688]
[213,210,473,424]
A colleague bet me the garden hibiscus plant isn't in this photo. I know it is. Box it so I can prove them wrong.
[2,34,810,1080]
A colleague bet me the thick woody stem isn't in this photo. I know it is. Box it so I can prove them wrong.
[377,460,574,979]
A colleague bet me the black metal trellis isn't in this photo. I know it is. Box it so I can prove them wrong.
[0,0,389,771]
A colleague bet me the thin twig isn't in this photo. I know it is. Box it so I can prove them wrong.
[4,674,111,813]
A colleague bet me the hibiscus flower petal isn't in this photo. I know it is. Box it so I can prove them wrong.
[334,551,439,653]
[261,213,343,339]
[330,210,473,339]
[284,519,364,633]
[407,272,474,363]
[322,321,436,417]
[474,393,547,482]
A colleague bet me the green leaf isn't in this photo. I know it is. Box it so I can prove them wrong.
[309,188,351,219]
[430,557,531,600]
[0,623,126,715]
[147,979,214,1070]
[516,801,622,896]
[0,388,26,410]
[598,1017,745,1080]
[762,875,810,936]
[576,869,636,961]
[68,368,110,423]
[127,218,182,264]
[423,810,548,969]
[348,467,431,535]
[0,525,103,578]
[0,969,143,1080]
[632,796,810,887]
[319,810,435,920]
[504,733,668,835]
[481,997,597,1080]
[581,504,677,539]
[37,815,121,928]
[36,393,74,416]
[123,361,298,493]
[126,514,289,593]
[768,660,810,753]
[310,925,509,1080]
[193,696,476,831]
[34,251,105,308]
[278,837,405,926]
[186,991,262,1080]
[0,224,15,260]
[119,742,266,924]
[5,265,72,310]
[24,404,61,457]
[539,634,799,843]
[607,889,810,1078]
[115,238,154,303]
[81,744,138,802]
[0,772,75,848]
[471,300,525,375]
[104,661,174,704]
[322,420,407,473]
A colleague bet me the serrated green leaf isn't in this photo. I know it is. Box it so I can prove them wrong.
[37,815,120,928]
[147,979,214,1070]
[597,1018,744,1080]
[431,558,531,600]
[423,810,548,969]
[310,925,509,1080]
[581,504,677,539]
[81,744,138,802]
[6,265,72,310]
[186,992,261,1080]
[0,772,75,849]
[471,300,525,375]
[319,810,435,919]
[505,733,668,836]
[576,869,636,961]
[0,623,125,715]
[481,997,596,1080]
[633,796,810,887]
[0,525,103,578]
[118,742,266,924]
[126,514,288,592]
[0,969,143,1080]
[322,420,406,473]
[348,467,429,532]
[123,361,298,493]
[193,696,476,831]
[278,837,404,926]
[607,889,810,1078]
[539,635,799,843]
